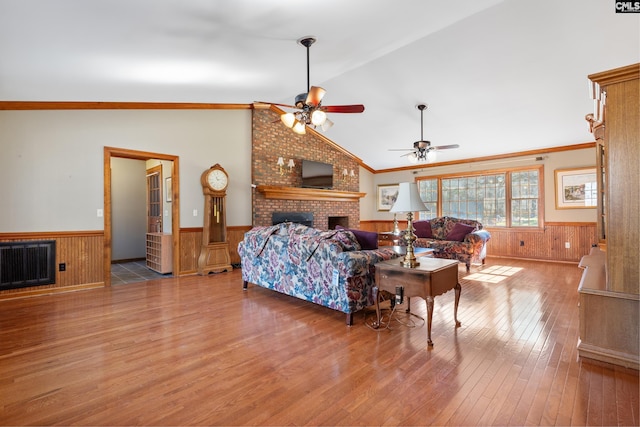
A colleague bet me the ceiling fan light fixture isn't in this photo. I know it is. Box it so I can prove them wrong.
[311,109,327,126]
[292,121,306,134]
[270,36,364,135]
[408,152,418,164]
[320,117,334,131]
[427,149,437,162]
[306,86,326,106]
[281,112,296,128]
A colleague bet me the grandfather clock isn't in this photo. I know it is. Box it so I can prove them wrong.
[197,164,233,275]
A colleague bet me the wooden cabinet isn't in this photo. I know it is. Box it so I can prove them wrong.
[587,63,639,294]
[579,63,639,370]
[146,233,173,274]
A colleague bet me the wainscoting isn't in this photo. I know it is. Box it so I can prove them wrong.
[0,231,105,298]
[360,221,597,263]
[0,222,594,299]
[0,226,251,299]
[178,226,251,275]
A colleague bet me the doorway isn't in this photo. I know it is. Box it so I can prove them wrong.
[104,147,180,287]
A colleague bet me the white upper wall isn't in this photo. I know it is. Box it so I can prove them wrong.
[0,109,252,232]
[0,108,595,232]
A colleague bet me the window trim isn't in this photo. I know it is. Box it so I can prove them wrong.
[415,165,544,229]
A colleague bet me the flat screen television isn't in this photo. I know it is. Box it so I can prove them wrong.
[301,160,333,189]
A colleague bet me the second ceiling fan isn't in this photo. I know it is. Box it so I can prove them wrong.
[264,37,365,135]
[390,104,459,163]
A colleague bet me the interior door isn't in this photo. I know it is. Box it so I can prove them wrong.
[147,165,162,233]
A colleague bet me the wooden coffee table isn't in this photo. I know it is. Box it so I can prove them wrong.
[373,257,461,347]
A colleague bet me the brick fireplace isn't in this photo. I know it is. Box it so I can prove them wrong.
[251,104,362,230]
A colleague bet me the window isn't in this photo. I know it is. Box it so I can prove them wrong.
[417,178,438,219]
[417,166,542,227]
[511,170,539,227]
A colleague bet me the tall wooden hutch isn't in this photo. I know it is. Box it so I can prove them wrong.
[579,63,639,370]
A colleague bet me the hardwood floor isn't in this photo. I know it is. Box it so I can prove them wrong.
[0,258,637,426]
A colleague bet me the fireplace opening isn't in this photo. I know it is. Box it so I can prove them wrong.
[272,212,314,228]
[328,216,349,230]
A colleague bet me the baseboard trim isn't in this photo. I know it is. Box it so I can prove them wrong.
[577,339,640,371]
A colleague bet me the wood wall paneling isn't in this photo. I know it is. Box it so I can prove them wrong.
[178,226,250,275]
[0,232,105,299]
[0,224,595,299]
[360,221,597,263]
[0,226,251,297]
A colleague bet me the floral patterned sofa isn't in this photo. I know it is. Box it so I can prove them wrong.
[238,222,398,325]
[412,216,491,271]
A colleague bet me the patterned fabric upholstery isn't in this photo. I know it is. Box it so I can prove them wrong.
[238,222,399,322]
[414,216,491,270]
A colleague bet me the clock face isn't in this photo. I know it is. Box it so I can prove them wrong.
[207,169,228,191]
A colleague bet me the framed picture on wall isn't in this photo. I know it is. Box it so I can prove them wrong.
[377,184,399,211]
[554,167,597,209]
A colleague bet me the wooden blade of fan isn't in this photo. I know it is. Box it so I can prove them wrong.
[256,101,297,109]
[322,104,365,113]
[388,148,416,151]
[433,144,460,150]
[305,86,326,107]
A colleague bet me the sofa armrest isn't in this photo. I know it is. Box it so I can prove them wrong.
[466,229,491,245]
[337,247,398,278]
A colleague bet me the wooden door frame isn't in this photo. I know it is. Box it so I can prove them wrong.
[104,147,180,286]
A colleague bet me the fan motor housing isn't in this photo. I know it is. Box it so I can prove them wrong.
[294,93,307,109]
[414,140,431,150]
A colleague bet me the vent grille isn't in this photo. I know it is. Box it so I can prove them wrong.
[0,240,56,290]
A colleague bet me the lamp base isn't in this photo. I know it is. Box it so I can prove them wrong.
[399,212,419,268]
[392,213,401,235]
[400,256,419,268]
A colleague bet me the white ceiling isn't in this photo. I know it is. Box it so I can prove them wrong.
[1,0,638,170]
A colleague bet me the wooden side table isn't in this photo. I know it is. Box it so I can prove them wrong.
[374,257,461,347]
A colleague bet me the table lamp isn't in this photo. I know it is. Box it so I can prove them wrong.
[390,182,428,268]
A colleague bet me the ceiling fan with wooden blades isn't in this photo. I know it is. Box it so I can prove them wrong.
[260,37,365,135]
[389,103,459,163]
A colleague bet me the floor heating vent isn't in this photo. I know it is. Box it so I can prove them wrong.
[0,240,56,290]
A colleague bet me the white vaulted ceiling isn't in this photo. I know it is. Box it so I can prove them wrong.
[0,0,638,169]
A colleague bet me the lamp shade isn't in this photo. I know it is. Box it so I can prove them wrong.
[320,118,334,131]
[292,121,306,134]
[281,113,295,128]
[390,182,427,213]
[311,109,327,126]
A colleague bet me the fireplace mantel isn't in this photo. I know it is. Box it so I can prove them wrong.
[256,185,365,202]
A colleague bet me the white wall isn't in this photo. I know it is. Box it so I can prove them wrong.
[0,108,595,233]
[111,157,147,260]
[362,148,597,223]
[0,109,252,232]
